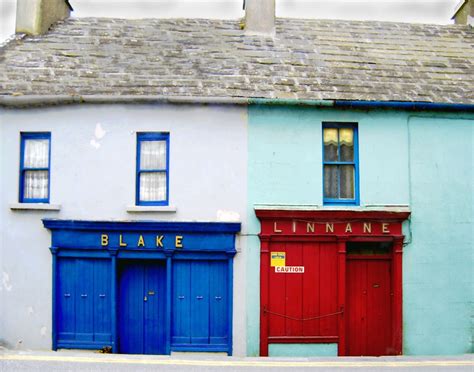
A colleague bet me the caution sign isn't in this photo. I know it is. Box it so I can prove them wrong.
[270,252,286,267]
[275,266,305,273]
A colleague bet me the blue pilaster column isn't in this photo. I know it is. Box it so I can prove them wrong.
[226,250,236,356]
[109,248,118,353]
[50,246,59,351]
[164,248,174,355]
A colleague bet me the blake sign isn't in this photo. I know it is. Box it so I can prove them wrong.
[100,233,183,249]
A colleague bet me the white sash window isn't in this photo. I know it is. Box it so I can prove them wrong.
[136,133,169,205]
[20,133,51,203]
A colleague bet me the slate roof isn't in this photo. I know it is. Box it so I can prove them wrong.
[0,17,473,104]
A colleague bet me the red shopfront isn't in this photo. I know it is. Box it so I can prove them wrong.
[256,209,410,357]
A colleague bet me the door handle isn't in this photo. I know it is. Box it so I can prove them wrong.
[64,293,71,298]
[196,296,204,300]
[99,294,106,298]
[178,295,185,300]
[144,296,148,302]
[215,296,222,300]
[81,294,88,298]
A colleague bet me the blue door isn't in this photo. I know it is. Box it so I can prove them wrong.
[57,258,111,348]
[118,261,166,354]
[172,260,229,351]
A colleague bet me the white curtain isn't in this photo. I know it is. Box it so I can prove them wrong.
[23,139,49,200]
[139,140,167,201]
[24,139,49,168]
[140,173,167,201]
[340,165,354,199]
[140,140,166,170]
[24,171,49,200]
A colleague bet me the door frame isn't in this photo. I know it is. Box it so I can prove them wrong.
[345,252,395,356]
[256,209,408,356]
[117,259,167,355]
[45,219,240,355]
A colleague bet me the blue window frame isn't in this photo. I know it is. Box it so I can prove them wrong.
[19,132,51,203]
[136,132,170,206]
[322,123,359,205]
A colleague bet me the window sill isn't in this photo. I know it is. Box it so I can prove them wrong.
[10,203,61,211]
[126,205,177,213]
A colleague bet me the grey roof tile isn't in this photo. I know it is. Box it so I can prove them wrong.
[0,17,473,104]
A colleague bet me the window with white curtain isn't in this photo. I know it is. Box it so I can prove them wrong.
[136,133,169,205]
[20,132,51,203]
[322,123,359,205]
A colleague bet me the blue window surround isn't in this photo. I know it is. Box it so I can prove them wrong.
[19,132,51,203]
[322,122,359,205]
[136,132,170,206]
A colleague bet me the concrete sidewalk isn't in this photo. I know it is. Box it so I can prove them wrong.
[1,349,473,368]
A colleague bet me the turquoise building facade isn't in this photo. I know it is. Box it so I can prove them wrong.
[246,105,473,356]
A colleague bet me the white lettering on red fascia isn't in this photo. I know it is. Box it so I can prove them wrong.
[275,266,305,273]
[271,220,391,234]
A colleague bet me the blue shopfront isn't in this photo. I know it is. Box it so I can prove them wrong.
[43,220,240,355]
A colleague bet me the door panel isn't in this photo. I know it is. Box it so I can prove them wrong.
[57,258,112,345]
[191,262,210,344]
[347,259,392,356]
[76,260,94,341]
[172,260,229,348]
[285,243,303,336]
[93,260,111,342]
[209,261,228,344]
[119,263,145,354]
[367,261,392,355]
[58,258,76,341]
[144,264,166,354]
[172,261,191,344]
[346,260,368,356]
[267,242,339,338]
[119,261,166,355]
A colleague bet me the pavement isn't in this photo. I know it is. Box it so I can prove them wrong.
[0,349,473,372]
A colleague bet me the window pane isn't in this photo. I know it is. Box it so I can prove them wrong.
[23,170,49,200]
[139,172,166,202]
[140,140,167,170]
[323,128,338,161]
[340,165,354,199]
[24,139,49,168]
[339,128,354,162]
[324,165,338,199]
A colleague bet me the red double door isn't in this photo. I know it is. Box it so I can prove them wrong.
[261,241,395,356]
[346,258,393,356]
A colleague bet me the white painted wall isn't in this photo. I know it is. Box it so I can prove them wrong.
[0,103,248,355]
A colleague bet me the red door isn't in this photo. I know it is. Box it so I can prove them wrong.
[346,258,393,356]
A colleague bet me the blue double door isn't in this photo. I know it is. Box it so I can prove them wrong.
[57,258,112,348]
[119,261,166,354]
[172,261,229,350]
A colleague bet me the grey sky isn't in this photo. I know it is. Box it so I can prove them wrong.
[0,0,461,42]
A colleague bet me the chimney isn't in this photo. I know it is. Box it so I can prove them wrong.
[452,0,473,25]
[244,0,275,36]
[16,0,73,35]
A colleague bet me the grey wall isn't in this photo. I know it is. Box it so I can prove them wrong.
[0,104,248,354]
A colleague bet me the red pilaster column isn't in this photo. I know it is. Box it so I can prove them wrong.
[393,237,404,355]
[337,239,347,356]
[260,237,270,356]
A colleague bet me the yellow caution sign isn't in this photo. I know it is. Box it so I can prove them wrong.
[270,252,286,267]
